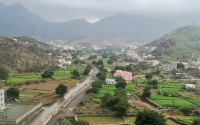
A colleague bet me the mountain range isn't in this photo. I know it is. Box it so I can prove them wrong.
[137,26,200,61]
[0,2,181,43]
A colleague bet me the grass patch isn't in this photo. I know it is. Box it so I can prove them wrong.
[6,65,85,83]
[94,83,136,101]
[161,88,182,95]
[6,74,41,83]
[150,95,197,108]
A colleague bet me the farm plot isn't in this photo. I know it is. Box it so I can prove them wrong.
[19,78,82,105]
[6,65,85,83]
[150,95,197,108]
[161,88,182,95]
[179,91,200,105]
[94,83,136,101]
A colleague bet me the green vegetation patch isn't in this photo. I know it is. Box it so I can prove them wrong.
[6,66,85,83]
[150,95,197,108]
[161,88,181,95]
[94,85,115,101]
[6,74,41,83]
[94,83,136,101]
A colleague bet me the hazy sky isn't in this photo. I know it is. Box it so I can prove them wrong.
[0,0,199,25]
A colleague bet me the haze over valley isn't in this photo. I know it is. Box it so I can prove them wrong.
[0,0,199,125]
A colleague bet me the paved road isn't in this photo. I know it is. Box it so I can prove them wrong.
[46,83,92,125]
[29,67,98,125]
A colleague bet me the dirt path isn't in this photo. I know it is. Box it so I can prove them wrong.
[128,99,156,110]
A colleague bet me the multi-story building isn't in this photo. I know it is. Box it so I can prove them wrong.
[0,89,5,110]
[147,60,159,66]
[162,62,177,71]
[114,70,132,83]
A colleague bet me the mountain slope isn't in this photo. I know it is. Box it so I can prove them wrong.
[92,13,179,43]
[0,37,56,73]
[0,2,180,43]
[137,26,200,61]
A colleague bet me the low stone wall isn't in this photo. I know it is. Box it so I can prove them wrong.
[177,94,200,107]
[0,103,42,125]
[0,120,16,125]
[168,117,189,125]
[145,98,160,108]
[16,103,42,125]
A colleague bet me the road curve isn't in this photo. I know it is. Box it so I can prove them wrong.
[29,67,98,125]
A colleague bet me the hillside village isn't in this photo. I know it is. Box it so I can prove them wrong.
[0,27,199,125]
[0,1,199,125]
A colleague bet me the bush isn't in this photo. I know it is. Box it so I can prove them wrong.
[163,92,168,96]
[0,66,9,80]
[41,70,54,78]
[179,107,193,116]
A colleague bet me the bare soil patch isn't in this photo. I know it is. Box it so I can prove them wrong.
[19,77,83,105]
[128,99,156,110]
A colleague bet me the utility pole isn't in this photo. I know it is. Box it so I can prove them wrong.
[172,99,175,115]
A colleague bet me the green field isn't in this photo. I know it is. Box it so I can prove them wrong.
[94,83,136,101]
[6,74,41,83]
[161,88,182,95]
[159,81,185,88]
[6,66,85,83]
[150,95,197,108]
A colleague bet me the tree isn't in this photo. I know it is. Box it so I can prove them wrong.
[115,77,126,89]
[101,88,129,116]
[0,66,9,80]
[101,92,115,107]
[135,109,166,125]
[114,98,129,116]
[92,80,102,88]
[41,70,54,78]
[125,65,132,72]
[97,69,107,81]
[145,73,153,80]
[6,87,19,100]
[177,63,185,69]
[141,86,151,100]
[83,65,92,75]
[107,60,113,64]
[71,70,80,78]
[114,66,124,71]
[55,84,67,96]
[147,79,158,88]
[73,59,80,64]
[192,118,200,125]
[114,88,129,116]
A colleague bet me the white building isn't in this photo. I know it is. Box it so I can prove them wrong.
[58,59,65,64]
[147,60,159,66]
[162,62,177,71]
[117,61,129,67]
[185,84,196,90]
[0,89,5,110]
[65,61,72,65]
[106,79,116,84]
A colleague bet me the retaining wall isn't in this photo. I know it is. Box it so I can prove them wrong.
[0,103,42,125]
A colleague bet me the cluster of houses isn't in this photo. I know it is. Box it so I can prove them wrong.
[56,53,72,69]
